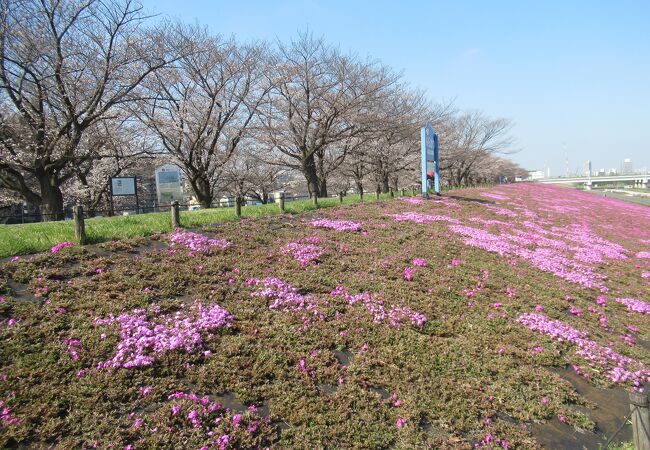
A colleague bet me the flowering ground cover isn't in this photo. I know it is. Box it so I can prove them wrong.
[0,184,648,449]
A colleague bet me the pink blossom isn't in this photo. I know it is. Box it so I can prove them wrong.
[447,258,461,268]
[403,267,415,281]
[0,400,21,427]
[51,241,74,253]
[399,196,424,205]
[310,218,362,232]
[94,303,233,370]
[139,386,153,398]
[614,298,650,315]
[169,230,231,253]
[568,306,583,316]
[481,192,509,201]
[396,418,406,428]
[281,239,325,266]
[63,338,82,360]
[412,258,428,267]
[518,313,650,385]
[388,212,460,224]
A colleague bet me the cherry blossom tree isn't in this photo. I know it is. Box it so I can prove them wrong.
[260,32,398,198]
[135,25,270,208]
[0,0,174,220]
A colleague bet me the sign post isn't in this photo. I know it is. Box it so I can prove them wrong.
[109,176,139,214]
[421,122,440,197]
[155,164,184,205]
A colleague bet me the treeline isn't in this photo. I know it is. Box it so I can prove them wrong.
[0,0,527,220]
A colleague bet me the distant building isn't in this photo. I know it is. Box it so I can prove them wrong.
[583,160,592,177]
[622,158,633,174]
[608,168,618,176]
[528,170,545,180]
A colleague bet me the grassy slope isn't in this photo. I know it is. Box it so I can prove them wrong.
[0,194,395,258]
[0,185,648,449]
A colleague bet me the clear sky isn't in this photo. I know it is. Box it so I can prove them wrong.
[140,0,650,175]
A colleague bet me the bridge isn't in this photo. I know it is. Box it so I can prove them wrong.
[535,173,648,188]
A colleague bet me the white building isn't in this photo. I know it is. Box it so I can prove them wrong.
[527,170,546,180]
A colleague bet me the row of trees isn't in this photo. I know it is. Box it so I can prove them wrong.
[0,0,526,220]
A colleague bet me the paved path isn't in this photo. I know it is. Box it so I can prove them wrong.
[587,190,650,207]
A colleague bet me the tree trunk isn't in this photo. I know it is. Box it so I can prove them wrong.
[391,176,399,192]
[190,176,213,209]
[355,180,363,195]
[302,155,320,198]
[381,174,390,193]
[38,174,65,221]
[318,178,328,198]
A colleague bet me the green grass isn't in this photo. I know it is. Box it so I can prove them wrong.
[0,193,401,258]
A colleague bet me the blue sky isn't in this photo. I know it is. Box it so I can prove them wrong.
[141,0,650,175]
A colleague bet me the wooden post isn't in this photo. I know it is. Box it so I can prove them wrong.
[630,391,650,450]
[235,196,242,217]
[279,192,285,212]
[338,192,343,203]
[313,195,319,208]
[73,204,87,245]
[171,201,180,228]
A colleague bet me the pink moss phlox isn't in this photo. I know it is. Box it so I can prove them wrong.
[310,218,362,232]
[403,267,415,281]
[0,400,21,427]
[485,204,518,217]
[614,298,650,315]
[51,241,74,253]
[161,391,261,445]
[330,285,426,329]
[412,258,428,267]
[94,303,233,369]
[170,230,231,253]
[281,238,325,266]
[449,224,614,290]
[636,251,650,258]
[480,192,509,201]
[388,212,460,224]
[251,278,325,322]
[518,313,650,385]
[63,338,82,360]
[469,217,513,227]
[399,197,424,205]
